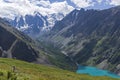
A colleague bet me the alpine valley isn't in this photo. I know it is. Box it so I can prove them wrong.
[0,11,118,80]
[39,6,120,76]
[0,0,120,80]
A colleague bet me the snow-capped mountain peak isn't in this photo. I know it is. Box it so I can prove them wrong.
[0,0,74,36]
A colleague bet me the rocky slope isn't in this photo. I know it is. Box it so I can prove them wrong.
[0,18,76,71]
[39,6,120,75]
[0,18,50,64]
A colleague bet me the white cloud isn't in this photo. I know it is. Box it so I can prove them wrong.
[0,0,119,21]
[110,0,120,6]
[30,0,51,8]
[51,1,73,15]
[0,0,74,20]
[97,0,120,6]
[70,0,95,8]
[0,0,36,19]
[97,0,102,3]
[95,0,111,5]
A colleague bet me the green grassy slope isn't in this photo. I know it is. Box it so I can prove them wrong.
[0,58,119,80]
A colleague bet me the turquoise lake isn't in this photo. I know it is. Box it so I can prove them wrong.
[77,65,120,79]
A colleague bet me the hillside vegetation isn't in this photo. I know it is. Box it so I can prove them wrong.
[0,58,119,80]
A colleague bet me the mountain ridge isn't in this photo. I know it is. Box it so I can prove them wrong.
[39,6,120,75]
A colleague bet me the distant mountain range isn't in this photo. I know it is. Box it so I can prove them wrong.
[3,11,64,37]
[39,6,120,75]
[0,0,115,37]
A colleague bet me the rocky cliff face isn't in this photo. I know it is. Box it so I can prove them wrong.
[39,6,120,74]
[0,18,51,64]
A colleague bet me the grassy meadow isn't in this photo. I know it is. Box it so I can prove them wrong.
[0,58,119,80]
